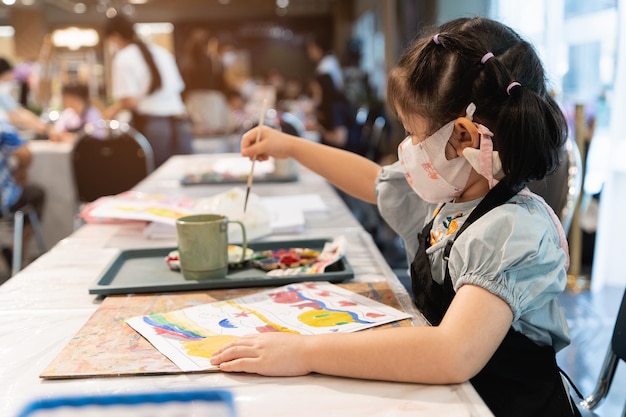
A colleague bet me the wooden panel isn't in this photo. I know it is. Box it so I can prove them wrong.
[40,281,413,379]
[9,7,47,61]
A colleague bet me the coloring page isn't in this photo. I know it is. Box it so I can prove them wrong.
[126,282,412,371]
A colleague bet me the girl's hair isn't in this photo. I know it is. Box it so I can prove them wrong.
[388,17,567,186]
[104,14,162,94]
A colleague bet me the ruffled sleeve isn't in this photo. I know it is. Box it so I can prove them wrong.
[447,195,571,350]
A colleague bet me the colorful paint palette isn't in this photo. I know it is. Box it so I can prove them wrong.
[165,245,253,272]
[89,238,353,295]
[251,248,320,271]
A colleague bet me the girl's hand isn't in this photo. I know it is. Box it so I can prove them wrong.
[240,126,295,162]
[210,333,312,376]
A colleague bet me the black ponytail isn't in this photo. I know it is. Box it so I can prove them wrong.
[133,39,162,94]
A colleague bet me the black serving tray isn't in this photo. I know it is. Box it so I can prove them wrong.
[180,171,298,186]
[89,238,353,295]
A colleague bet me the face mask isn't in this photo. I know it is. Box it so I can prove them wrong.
[222,51,236,67]
[0,81,14,97]
[398,119,473,204]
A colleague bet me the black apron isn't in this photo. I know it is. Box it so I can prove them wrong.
[410,180,581,417]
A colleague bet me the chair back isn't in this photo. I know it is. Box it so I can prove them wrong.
[71,120,154,203]
[279,112,306,137]
[365,116,389,161]
[527,138,583,235]
[613,288,626,362]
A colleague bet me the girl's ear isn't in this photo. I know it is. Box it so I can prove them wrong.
[451,117,479,156]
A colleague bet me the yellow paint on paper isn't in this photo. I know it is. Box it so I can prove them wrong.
[182,335,240,359]
[298,309,353,327]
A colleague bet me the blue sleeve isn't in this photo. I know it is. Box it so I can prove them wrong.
[376,161,434,263]
[448,195,571,350]
[0,94,19,112]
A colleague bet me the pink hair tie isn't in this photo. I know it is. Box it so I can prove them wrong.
[506,81,522,95]
[481,52,494,64]
[433,33,440,45]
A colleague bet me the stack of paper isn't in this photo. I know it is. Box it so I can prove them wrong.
[82,189,328,241]
[261,193,328,234]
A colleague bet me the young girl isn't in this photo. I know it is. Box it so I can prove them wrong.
[49,83,102,143]
[210,17,580,417]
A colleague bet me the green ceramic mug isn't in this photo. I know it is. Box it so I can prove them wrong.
[175,214,247,280]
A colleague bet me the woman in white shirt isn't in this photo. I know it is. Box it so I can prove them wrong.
[103,14,192,167]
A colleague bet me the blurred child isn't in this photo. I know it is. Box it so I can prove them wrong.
[48,83,102,143]
[0,118,45,269]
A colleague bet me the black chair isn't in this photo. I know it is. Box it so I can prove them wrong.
[579,288,626,416]
[528,137,583,235]
[365,116,389,162]
[279,112,306,137]
[71,120,154,204]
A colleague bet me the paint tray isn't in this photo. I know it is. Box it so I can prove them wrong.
[89,238,353,295]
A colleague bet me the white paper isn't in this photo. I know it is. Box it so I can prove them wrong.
[261,194,328,213]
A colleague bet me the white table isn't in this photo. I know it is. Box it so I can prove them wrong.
[0,154,494,417]
[27,140,76,250]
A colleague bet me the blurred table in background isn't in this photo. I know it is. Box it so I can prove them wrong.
[27,140,76,250]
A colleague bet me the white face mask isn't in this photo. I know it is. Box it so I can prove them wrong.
[0,81,14,97]
[398,119,473,204]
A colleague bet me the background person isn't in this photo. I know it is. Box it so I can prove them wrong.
[0,57,48,137]
[102,14,192,167]
[48,83,102,143]
[178,28,225,100]
[0,119,45,269]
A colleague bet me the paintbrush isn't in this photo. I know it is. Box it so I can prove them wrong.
[243,98,268,213]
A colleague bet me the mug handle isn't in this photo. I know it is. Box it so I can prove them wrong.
[228,220,247,262]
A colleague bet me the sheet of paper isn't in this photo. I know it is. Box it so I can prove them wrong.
[261,194,328,213]
[261,194,328,234]
[126,281,412,372]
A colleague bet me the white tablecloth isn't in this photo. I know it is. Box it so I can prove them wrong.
[0,154,494,417]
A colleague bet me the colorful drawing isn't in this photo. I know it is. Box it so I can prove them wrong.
[126,282,412,372]
[81,191,197,225]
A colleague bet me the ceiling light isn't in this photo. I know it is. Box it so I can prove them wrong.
[52,27,100,50]
[2,0,16,5]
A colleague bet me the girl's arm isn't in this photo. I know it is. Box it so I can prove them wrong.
[210,284,513,384]
[241,126,382,204]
